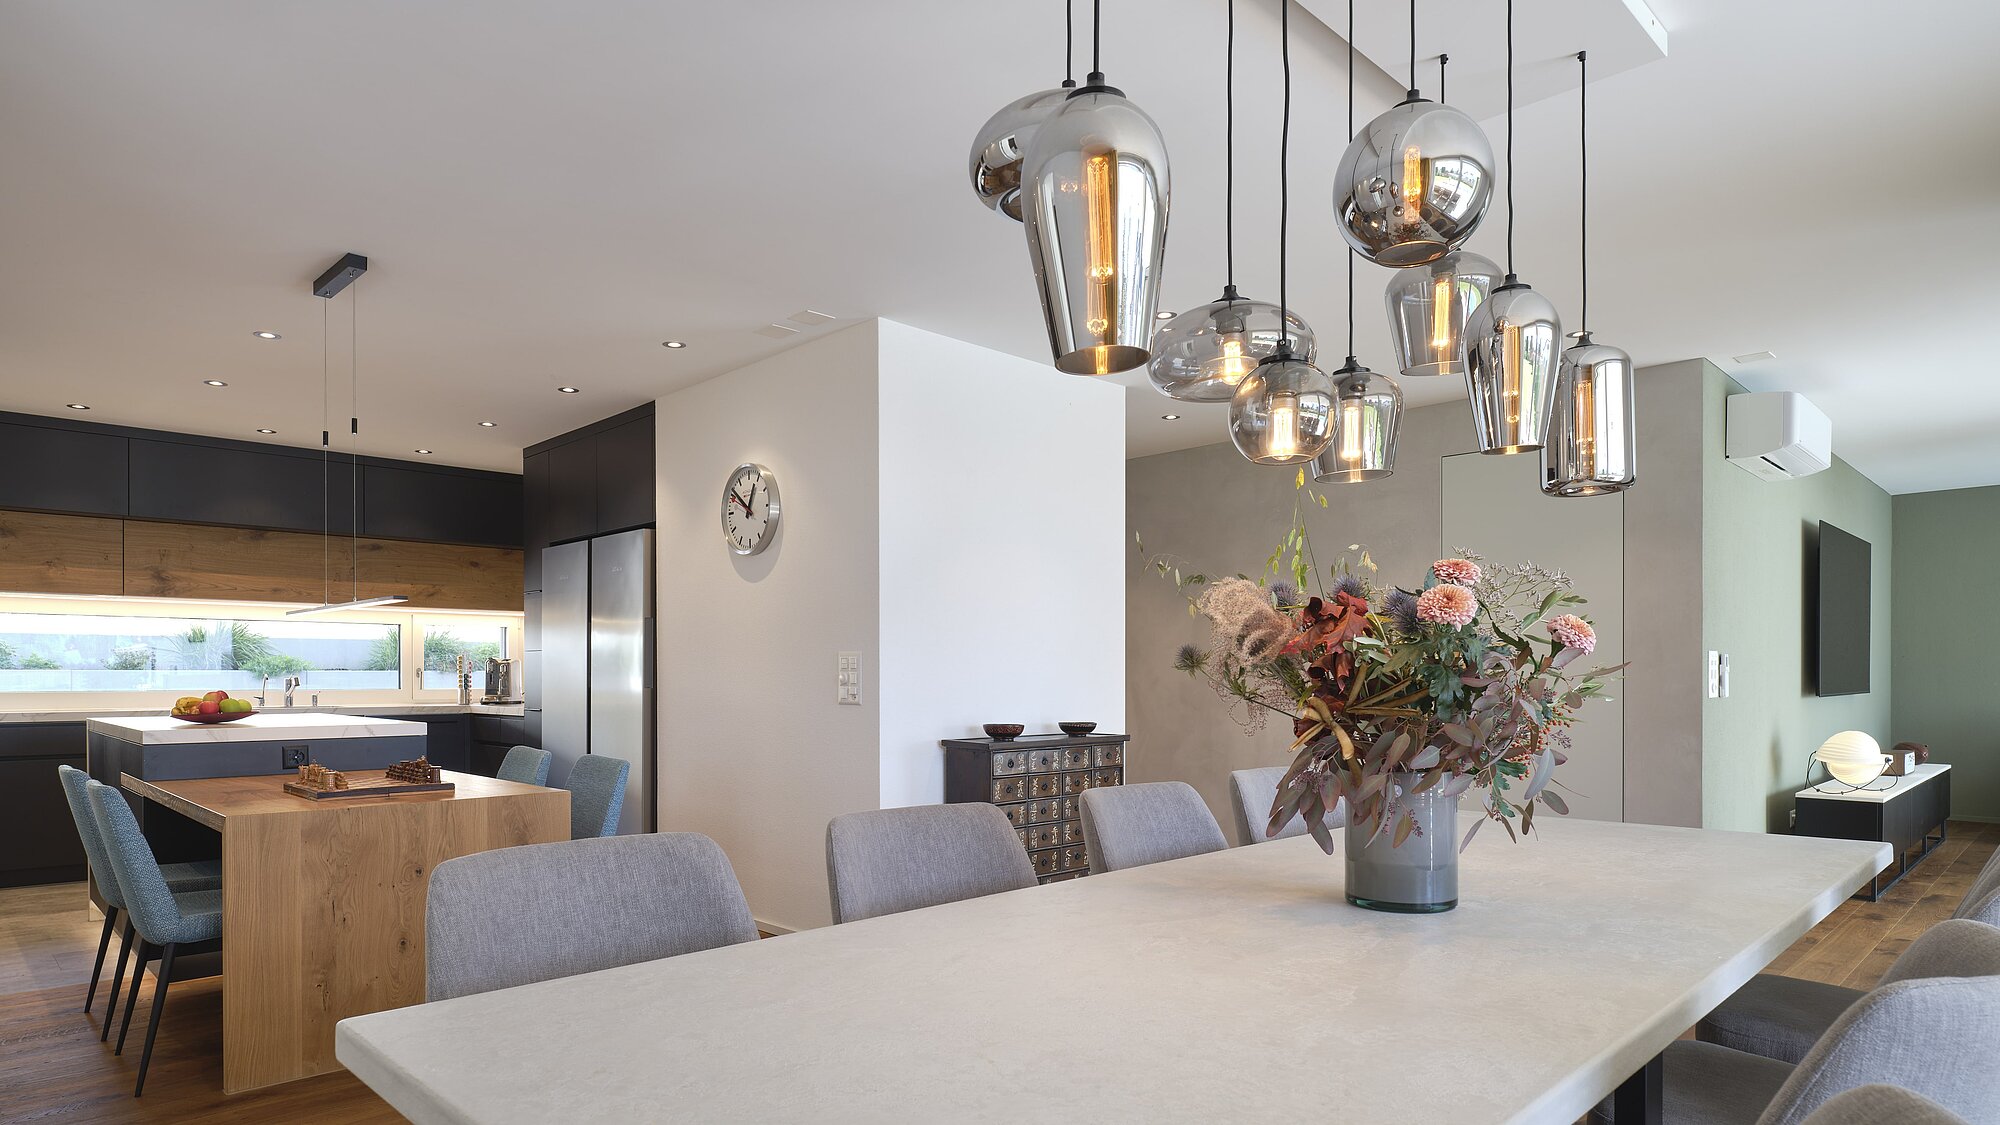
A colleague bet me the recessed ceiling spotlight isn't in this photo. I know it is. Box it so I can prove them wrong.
[477,420,497,427]
[414,448,432,455]
[203,379,229,387]
[66,403,90,411]
[1732,350,1777,364]
[557,386,580,394]
[256,428,276,435]
[252,331,281,340]
[1161,413,1181,420]
[1155,311,1176,320]
[662,340,687,349]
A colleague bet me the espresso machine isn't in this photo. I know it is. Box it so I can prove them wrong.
[482,657,518,703]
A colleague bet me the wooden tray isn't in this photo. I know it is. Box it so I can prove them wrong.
[284,776,455,801]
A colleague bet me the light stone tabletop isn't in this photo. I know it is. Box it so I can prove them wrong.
[86,711,426,745]
[336,819,1889,1125]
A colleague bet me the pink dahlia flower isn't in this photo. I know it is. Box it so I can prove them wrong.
[1548,614,1596,654]
[1431,558,1482,586]
[1415,584,1478,628]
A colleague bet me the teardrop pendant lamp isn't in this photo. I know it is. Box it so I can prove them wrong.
[1229,0,1333,465]
[1542,50,1637,496]
[1462,0,1562,454]
[1314,0,1402,484]
[968,1,1077,221]
[1149,0,1312,402]
[1021,0,1171,376]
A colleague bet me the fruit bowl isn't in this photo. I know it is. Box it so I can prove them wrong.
[170,710,259,724]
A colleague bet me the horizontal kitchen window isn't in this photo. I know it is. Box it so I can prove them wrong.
[419,622,509,692]
[0,612,401,693]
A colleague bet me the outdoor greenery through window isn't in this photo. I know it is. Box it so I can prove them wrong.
[0,613,401,693]
[419,623,508,692]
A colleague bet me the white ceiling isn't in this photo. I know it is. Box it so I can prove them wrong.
[2,1,1996,494]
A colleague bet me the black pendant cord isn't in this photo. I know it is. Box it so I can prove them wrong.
[350,279,360,604]
[320,298,330,607]
[1063,0,1075,87]
[1439,53,1447,103]
[1577,49,1588,334]
[1505,0,1515,278]
[1091,0,1101,81]
[1408,0,1417,95]
[1225,0,1235,291]
[1346,0,1356,359]
[1278,0,1292,347]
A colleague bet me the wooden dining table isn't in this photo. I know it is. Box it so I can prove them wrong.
[122,769,569,1094]
[334,819,1888,1125]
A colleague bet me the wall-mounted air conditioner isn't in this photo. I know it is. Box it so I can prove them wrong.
[1725,391,1831,481]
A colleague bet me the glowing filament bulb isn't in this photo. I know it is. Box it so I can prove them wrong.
[1269,391,1300,460]
[1338,399,1365,462]
[1574,369,1597,461]
[1216,333,1253,384]
[1503,321,1522,425]
[1401,144,1424,226]
[1430,274,1453,352]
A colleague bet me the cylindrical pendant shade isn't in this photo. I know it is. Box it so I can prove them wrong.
[1149,293,1314,402]
[1021,84,1171,375]
[1311,360,1402,483]
[1333,98,1495,268]
[1384,251,1500,378]
[969,88,1072,221]
[1229,351,1335,465]
[1541,334,1638,496]
[1463,278,1562,453]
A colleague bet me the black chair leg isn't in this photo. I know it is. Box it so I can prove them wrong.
[85,905,118,1012]
[132,943,176,1098]
[116,940,153,1055]
[100,922,134,1042]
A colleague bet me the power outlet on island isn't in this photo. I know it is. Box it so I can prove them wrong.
[282,744,309,769]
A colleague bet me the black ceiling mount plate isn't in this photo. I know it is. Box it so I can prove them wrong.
[312,252,368,298]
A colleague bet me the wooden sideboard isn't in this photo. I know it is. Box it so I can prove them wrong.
[942,733,1128,883]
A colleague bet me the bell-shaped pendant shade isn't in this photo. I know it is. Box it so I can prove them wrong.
[1311,359,1403,483]
[1149,291,1314,402]
[1384,250,1500,378]
[969,88,1072,221]
[1540,333,1637,496]
[1333,98,1495,268]
[1229,347,1335,465]
[1021,84,1171,375]
[1463,276,1562,453]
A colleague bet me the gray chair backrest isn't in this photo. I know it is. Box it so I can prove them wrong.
[424,833,757,1002]
[1800,1085,1969,1125]
[1755,976,2000,1125]
[566,754,630,839]
[1228,766,1313,844]
[85,781,199,945]
[825,804,1037,925]
[57,765,124,910]
[1953,848,2000,926]
[1880,918,2000,985]
[497,745,552,787]
[1080,781,1228,873]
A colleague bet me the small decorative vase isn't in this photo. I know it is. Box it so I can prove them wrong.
[1344,772,1463,914]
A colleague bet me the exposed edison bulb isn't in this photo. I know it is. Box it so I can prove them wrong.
[1216,333,1254,384]
[1503,321,1522,425]
[1269,392,1301,460]
[1400,144,1424,227]
[1574,368,1597,462]
[1430,274,1453,353]
[1338,399,1365,462]
[1084,148,1117,341]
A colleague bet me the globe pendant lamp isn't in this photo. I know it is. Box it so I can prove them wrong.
[1021,0,1170,376]
[968,2,1078,222]
[1150,0,1311,401]
[1542,51,1637,497]
[1332,1,1494,267]
[1463,0,1560,454]
[1230,0,1333,465]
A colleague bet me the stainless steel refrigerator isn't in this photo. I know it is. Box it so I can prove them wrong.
[536,528,654,834]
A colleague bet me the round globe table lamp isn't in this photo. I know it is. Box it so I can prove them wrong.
[1813,730,1890,791]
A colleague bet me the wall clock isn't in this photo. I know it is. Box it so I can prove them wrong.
[721,463,781,556]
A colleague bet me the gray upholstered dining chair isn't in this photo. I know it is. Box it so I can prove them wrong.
[496,745,553,786]
[1700,917,2000,1064]
[56,765,218,1018]
[85,780,225,1098]
[1596,973,2000,1125]
[1227,766,1321,844]
[1954,845,2000,926]
[565,754,630,839]
[825,803,1038,924]
[424,833,756,1002]
[1079,781,1228,873]
[1799,1084,1969,1125]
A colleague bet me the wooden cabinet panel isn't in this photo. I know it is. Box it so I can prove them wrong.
[593,417,655,533]
[351,539,522,611]
[0,510,126,595]
[125,522,523,611]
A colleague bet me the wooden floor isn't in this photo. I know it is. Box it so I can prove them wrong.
[0,823,1992,1122]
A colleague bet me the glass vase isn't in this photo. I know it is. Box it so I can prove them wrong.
[1344,772,1462,913]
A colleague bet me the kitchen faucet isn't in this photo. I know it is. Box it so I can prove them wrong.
[284,676,301,708]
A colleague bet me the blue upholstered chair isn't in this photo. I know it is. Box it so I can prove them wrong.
[1079,781,1228,873]
[825,803,1038,924]
[85,780,225,1097]
[496,745,553,786]
[424,834,757,1001]
[565,754,630,839]
[55,766,218,1020]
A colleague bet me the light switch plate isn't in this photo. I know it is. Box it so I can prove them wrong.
[1718,653,1731,698]
[1705,651,1721,698]
[837,651,862,706]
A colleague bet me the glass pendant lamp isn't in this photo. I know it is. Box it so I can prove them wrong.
[1151,0,1311,401]
[1020,0,1170,376]
[1384,250,1500,377]
[1542,51,1637,496]
[1463,0,1560,454]
[968,2,1078,222]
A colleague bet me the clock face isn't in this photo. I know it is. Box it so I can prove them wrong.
[721,463,780,556]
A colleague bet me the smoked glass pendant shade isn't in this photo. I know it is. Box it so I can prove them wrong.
[969,87,1071,221]
[1463,276,1562,453]
[1384,250,1500,378]
[1311,359,1402,483]
[1229,347,1335,465]
[1333,98,1495,268]
[1149,291,1314,402]
[1540,333,1637,496]
[1021,83,1171,375]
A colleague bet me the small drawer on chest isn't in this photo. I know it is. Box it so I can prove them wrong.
[1026,748,1063,773]
[1059,746,1092,771]
[991,777,1028,803]
[1023,798,1064,825]
[1060,771,1092,796]
[990,750,1029,776]
[1062,821,1084,845]
[1029,848,1062,878]
[1093,743,1125,767]
[999,802,1028,827]
[1024,822,1063,850]
[1027,773,1062,799]
[1092,767,1123,789]
[1059,844,1090,873]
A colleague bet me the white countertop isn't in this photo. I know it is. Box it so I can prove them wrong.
[87,712,428,745]
[335,819,1888,1125]
[1797,761,1950,803]
[5,702,523,725]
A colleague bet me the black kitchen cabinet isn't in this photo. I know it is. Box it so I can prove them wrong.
[0,723,89,888]
[470,713,528,779]
[129,439,359,535]
[363,465,523,549]
[593,416,655,534]
[357,713,471,773]
[522,451,551,591]
[545,439,597,545]
[524,403,655,555]
[0,419,128,517]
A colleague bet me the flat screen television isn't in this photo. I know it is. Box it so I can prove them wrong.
[1814,522,1871,696]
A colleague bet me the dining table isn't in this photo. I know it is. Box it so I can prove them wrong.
[122,768,570,1094]
[335,818,1888,1124]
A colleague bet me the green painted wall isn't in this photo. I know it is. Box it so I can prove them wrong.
[1700,365,1894,833]
[1892,485,2000,822]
